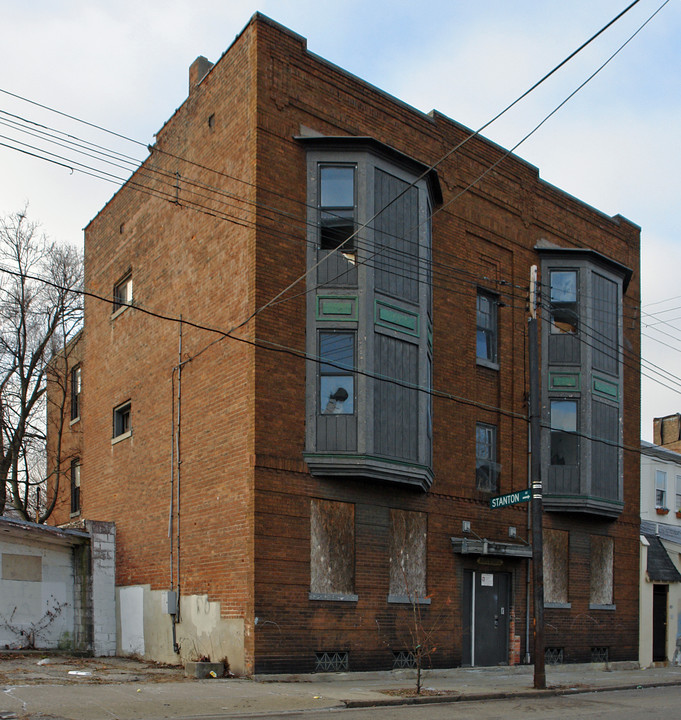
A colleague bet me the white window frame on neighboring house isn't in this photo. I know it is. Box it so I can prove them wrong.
[655,469,668,509]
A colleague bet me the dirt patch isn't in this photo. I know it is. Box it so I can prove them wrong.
[0,652,188,685]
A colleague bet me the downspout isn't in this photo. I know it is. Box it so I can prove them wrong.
[175,319,183,653]
[168,319,183,654]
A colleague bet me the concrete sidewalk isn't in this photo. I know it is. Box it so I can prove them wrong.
[1,657,681,719]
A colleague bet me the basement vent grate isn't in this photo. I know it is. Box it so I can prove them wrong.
[545,647,564,664]
[314,651,349,672]
[392,650,417,669]
[591,646,609,663]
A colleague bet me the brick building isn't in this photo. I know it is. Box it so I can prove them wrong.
[48,14,641,674]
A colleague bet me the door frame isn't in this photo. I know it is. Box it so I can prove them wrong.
[462,569,511,666]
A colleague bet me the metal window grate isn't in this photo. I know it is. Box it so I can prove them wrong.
[392,650,416,669]
[545,647,564,664]
[591,646,609,663]
[314,651,349,672]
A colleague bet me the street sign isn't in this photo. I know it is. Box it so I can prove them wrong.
[490,488,531,509]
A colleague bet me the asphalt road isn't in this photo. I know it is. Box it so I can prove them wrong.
[236,685,681,720]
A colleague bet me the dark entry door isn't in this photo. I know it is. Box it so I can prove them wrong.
[462,570,510,666]
[653,584,668,661]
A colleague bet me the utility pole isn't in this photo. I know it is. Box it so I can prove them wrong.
[528,265,546,689]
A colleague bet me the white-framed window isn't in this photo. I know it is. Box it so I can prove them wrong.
[70,459,81,515]
[70,365,81,421]
[676,475,681,512]
[113,400,131,440]
[655,469,667,508]
[475,423,498,492]
[113,272,133,313]
[476,291,498,365]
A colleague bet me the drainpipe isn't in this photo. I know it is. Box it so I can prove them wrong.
[168,320,183,654]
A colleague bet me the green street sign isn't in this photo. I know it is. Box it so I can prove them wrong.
[490,488,532,509]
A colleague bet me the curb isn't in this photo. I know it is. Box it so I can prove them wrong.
[342,679,681,709]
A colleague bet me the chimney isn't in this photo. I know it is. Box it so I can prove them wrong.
[189,56,213,94]
[654,414,681,451]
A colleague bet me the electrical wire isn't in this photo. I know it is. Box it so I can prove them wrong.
[0,263,527,421]
[0,0,651,316]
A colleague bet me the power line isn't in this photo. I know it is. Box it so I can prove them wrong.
[0,0,651,320]
[0,263,527,421]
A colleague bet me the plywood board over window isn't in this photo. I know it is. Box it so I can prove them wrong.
[389,509,427,601]
[309,499,356,600]
[544,529,569,606]
[590,535,614,607]
[2,553,42,582]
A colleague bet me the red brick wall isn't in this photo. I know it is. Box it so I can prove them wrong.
[63,25,261,671]
[249,16,640,671]
[49,14,640,673]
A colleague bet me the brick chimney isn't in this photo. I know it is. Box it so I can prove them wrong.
[653,414,681,451]
[189,56,213,94]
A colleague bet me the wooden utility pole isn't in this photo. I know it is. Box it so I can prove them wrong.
[529,265,546,689]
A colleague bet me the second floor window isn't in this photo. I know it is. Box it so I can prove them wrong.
[676,475,681,512]
[655,470,667,508]
[476,423,498,492]
[550,400,578,466]
[319,332,354,415]
[70,365,81,421]
[70,460,81,515]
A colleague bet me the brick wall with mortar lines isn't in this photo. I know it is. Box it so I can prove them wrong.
[63,26,260,670]
[49,14,640,672]
[249,16,640,670]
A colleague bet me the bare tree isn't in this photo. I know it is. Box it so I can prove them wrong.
[0,209,82,522]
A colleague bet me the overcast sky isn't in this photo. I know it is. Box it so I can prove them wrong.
[1,0,678,441]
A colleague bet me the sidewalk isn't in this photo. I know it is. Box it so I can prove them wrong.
[1,654,681,720]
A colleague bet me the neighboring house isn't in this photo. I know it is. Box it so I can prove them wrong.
[47,13,641,674]
[0,516,115,654]
[640,433,681,666]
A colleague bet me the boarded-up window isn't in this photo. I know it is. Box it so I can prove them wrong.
[310,499,355,596]
[543,530,568,604]
[2,554,42,582]
[590,535,614,606]
[389,509,427,599]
